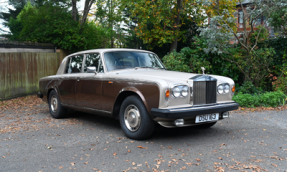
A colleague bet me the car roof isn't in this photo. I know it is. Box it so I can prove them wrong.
[66,48,155,57]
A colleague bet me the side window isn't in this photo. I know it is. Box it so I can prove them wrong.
[65,55,84,74]
[98,59,104,73]
[83,53,100,72]
[65,57,72,74]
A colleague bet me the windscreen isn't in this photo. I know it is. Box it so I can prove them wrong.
[104,51,165,72]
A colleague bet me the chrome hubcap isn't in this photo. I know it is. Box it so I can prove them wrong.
[124,105,141,132]
[50,95,58,112]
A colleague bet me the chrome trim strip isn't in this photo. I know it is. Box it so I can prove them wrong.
[168,103,237,112]
[61,104,112,114]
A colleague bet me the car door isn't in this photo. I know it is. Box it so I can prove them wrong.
[75,53,103,110]
[57,54,84,106]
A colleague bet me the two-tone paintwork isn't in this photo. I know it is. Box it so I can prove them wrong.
[39,48,236,124]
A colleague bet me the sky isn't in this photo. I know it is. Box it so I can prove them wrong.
[0,0,85,34]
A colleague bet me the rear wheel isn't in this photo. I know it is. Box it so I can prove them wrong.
[119,95,155,140]
[48,90,67,118]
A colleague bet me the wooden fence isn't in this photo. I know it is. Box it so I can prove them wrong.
[0,52,63,100]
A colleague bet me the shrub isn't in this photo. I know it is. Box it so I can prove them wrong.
[233,91,287,107]
[260,91,287,107]
[232,93,261,107]
[273,76,287,94]
[162,50,191,72]
[236,81,263,95]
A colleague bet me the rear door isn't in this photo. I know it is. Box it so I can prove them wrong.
[58,55,84,106]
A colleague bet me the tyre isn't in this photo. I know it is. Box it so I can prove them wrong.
[198,121,217,128]
[119,95,155,140]
[48,90,67,119]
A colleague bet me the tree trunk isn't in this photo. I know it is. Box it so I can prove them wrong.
[169,38,178,53]
[110,0,114,48]
[72,0,78,21]
[80,0,95,28]
[169,0,182,53]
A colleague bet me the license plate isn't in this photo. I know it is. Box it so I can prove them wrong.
[195,113,219,123]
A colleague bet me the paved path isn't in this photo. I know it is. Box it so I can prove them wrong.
[0,103,287,172]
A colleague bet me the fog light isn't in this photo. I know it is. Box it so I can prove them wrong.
[174,119,184,126]
[222,112,229,118]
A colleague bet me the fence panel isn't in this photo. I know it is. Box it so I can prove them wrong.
[0,52,61,100]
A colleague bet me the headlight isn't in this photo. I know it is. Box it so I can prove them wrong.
[224,84,230,93]
[172,85,189,98]
[218,84,230,94]
[181,86,188,97]
[218,85,224,94]
[172,87,181,97]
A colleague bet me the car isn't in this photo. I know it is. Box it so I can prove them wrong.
[38,48,239,140]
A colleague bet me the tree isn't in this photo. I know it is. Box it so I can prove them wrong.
[269,7,287,37]
[121,0,206,52]
[95,0,123,48]
[199,0,287,86]
[7,2,109,52]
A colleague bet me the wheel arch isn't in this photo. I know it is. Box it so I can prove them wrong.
[46,87,60,102]
[112,87,149,120]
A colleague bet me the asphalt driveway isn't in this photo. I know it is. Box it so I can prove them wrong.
[0,96,286,172]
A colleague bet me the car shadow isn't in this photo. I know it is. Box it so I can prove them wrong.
[59,110,229,141]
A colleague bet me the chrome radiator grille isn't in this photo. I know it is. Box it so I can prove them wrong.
[193,81,217,105]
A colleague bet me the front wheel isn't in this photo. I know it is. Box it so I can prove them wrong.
[119,95,155,140]
[48,90,67,119]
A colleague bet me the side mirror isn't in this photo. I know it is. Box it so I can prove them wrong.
[87,66,97,74]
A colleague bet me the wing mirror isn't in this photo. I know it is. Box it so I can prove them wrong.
[87,66,97,74]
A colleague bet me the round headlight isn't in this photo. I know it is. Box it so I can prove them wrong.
[224,84,230,93]
[218,85,224,94]
[181,86,189,97]
[172,87,181,97]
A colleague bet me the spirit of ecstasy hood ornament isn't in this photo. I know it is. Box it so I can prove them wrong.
[201,67,205,75]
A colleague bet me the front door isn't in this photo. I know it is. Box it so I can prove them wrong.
[76,53,103,110]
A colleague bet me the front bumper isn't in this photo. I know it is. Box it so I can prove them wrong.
[151,102,239,119]
[37,92,43,98]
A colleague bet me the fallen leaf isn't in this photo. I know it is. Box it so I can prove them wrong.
[84,161,88,164]
[59,167,63,169]
[137,146,148,149]
[70,162,75,166]
[113,152,117,156]
[271,164,277,167]
[196,158,201,162]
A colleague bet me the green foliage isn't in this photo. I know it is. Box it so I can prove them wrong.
[233,91,287,107]
[162,46,212,73]
[232,93,261,107]
[7,2,109,53]
[269,7,287,36]
[162,50,191,73]
[273,76,287,94]
[258,38,287,76]
[250,25,269,44]
[236,81,263,95]
[121,0,207,51]
[162,37,242,83]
